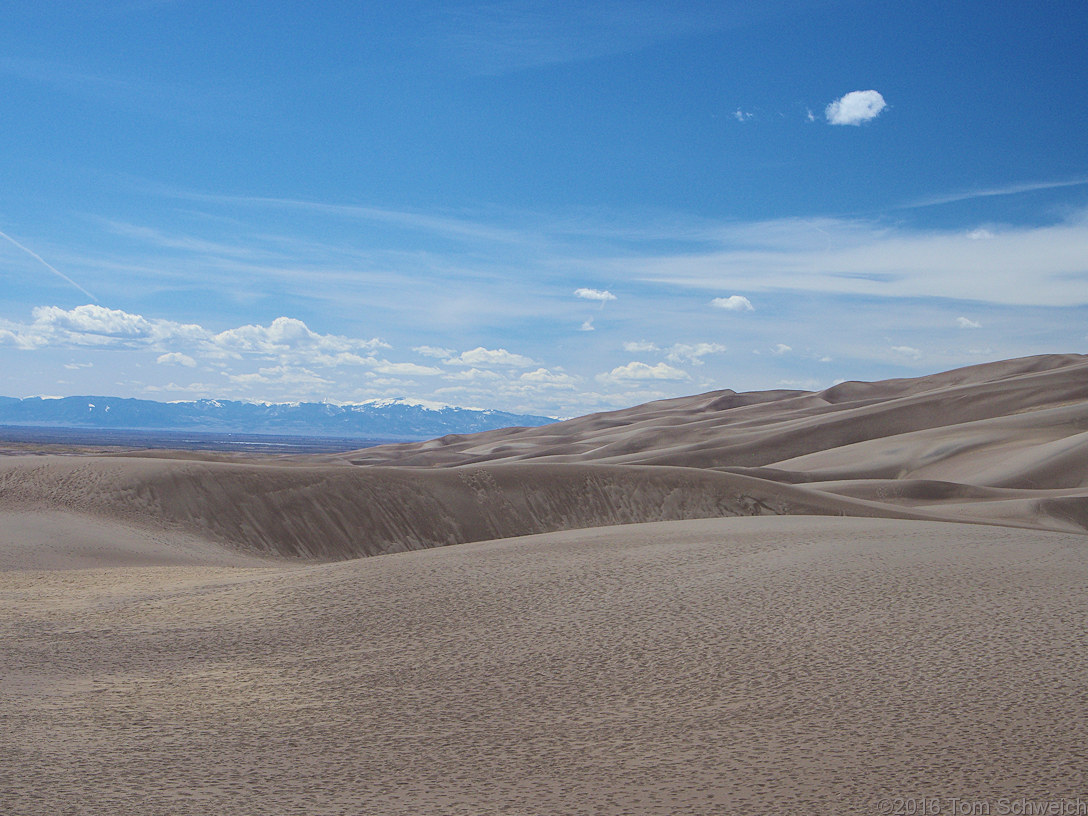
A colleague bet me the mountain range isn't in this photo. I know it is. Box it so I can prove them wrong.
[0,395,556,441]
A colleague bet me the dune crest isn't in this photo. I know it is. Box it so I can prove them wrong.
[1,353,1086,568]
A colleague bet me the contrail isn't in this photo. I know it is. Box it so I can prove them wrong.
[0,229,98,302]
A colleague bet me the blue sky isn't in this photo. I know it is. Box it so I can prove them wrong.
[1,0,1086,416]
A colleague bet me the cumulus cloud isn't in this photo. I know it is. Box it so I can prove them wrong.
[771,343,792,355]
[956,317,982,329]
[446,347,535,368]
[891,345,922,359]
[666,342,727,364]
[579,318,595,331]
[209,316,388,359]
[574,287,616,303]
[520,368,577,386]
[968,228,995,240]
[623,340,660,352]
[733,109,753,122]
[711,295,754,312]
[157,352,197,367]
[597,361,689,383]
[825,90,886,125]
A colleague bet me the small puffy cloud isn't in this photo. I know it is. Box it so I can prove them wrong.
[711,295,754,312]
[968,228,995,240]
[825,90,886,126]
[956,317,982,329]
[413,345,455,359]
[597,361,690,383]
[521,368,577,386]
[806,108,816,122]
[733,109,753,122]
[623,340,659,353]
[891,345,922,359]
[666,342,727,364]
[446,347,535,368]
[771,343,792,355]
[157,352,197,367]
[580,318,595,331]
[574,287,617,302]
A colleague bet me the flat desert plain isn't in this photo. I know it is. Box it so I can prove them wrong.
[2,354,1087,815]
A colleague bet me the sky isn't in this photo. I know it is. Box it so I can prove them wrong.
[1,0,1086,417]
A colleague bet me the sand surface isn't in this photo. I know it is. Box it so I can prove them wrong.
[3,517,1086,815]
[2,354,1087,813]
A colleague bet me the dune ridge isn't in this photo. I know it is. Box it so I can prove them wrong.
[1,353,1086,567]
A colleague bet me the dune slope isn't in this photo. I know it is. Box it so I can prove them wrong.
[2,353,1086,568]
[3,517,1086,815]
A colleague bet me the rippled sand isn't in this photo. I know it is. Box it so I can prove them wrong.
[3,516,1086,815]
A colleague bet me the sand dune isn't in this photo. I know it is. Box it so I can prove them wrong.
[1,353,1086,569]
[2,354,1087,813]
[3,517,1086,815]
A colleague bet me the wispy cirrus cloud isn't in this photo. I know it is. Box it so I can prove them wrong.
[630,213,1088,307]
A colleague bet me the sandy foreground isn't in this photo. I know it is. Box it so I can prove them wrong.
[2,515,1086,816]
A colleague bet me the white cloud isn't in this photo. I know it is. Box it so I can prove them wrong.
[891,345,922,359]
[227,365,332,387]
[580,318,595,331]
[209,316,388,359]
[956,317,982,329]
[157,352,197,367]
[733,109,753,122]
[413,345,456,359]
[521,368,577,386]
[440,367,504,383]
[666,342,727,364]
[574,287,617,302]
[711,295,754,312]
[771,343,792,355]
[630,213,1088,307]
[372,361,443,376]
[597,361,689,383]
[623,340,659,352]
[968,228,995,240]
[825,90,886,126]
[446,346,535,367]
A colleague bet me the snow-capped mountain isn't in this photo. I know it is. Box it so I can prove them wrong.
[0,395,556,441]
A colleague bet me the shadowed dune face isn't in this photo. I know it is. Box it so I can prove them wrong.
[0,457,933,564]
